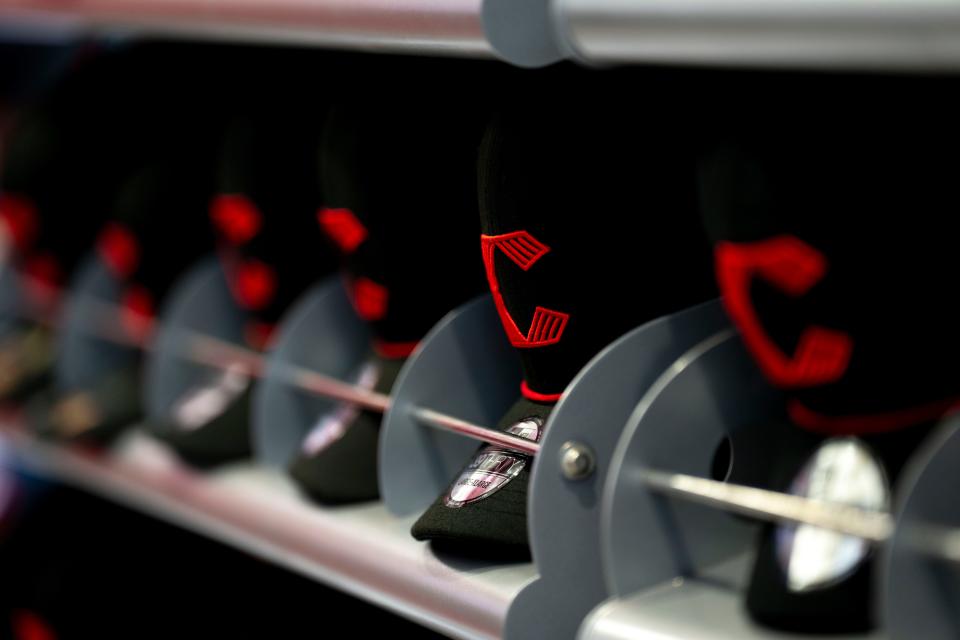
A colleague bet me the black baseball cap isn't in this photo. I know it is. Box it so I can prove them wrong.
[697,73,960,632]
[411,69,715,556]
[289,58,490,504]
[154,51,341,466]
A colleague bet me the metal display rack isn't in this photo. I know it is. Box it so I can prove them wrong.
[0,289,918,640]
[2,426,536,640]
[555,0,960,69]
[0,3,958,638]
[3,0,960,68]
[0,0,492,56]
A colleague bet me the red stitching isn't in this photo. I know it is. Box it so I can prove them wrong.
[210,194,262,246]
[715,235,852,388]
[22,253,60,287]
[520,380,563,403]
[317,207,368,254]
[12,609,58,640]
[21,253,61,308]
[120,285,155,341]
[97,223,140,278]
[373,339,419,358]
[231,259,276,310]
[0,193,37,253]
[484,231,549,270]
[350,276,388,321]
[245,320,275,350]
[121,285,153,319]
[481,231,569,348]
[789,397,959,435]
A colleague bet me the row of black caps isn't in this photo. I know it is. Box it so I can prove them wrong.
[0,44,517,492]
[0,43,514,347]
[0,43,340,424]
[4,45,960,636]
[1,42,329,337]
[0,43,496,463]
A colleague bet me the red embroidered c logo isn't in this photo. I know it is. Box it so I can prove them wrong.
[716,235,852,388]
[481,231,569,348]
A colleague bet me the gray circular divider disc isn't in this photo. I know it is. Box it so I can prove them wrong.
[143,257,247,429]
[504,300,729,640]
[885,417,960,640]
[252,276,370,468]
[602,330,786,597]
[379,294,521,517]
[55,254,138,391]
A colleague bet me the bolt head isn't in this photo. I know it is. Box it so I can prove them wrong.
[559,441,595,480]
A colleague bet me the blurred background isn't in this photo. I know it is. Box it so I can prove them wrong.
[0,4,958,640]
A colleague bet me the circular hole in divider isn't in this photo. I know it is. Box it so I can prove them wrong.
[710,435,734,482]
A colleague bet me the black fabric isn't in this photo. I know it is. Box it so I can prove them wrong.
[288,354,405,504]
[410,398,551,558]
[28,363,142,444]
[744,422,931,632]
[413,69,715,554]
[104,151,220,308]
[0,51,137,278]
[476,70,715,396]
[696,75,960,632]
[35,108,224,443]
[698,75,960,424]
[152,385,253,468]
[0,43,238,419]
[287,59,498,505]
[0,42,75,101]
[0,324,53,403]
[211,50,341,333]
[1,41,236,286]
[317,58,491,346]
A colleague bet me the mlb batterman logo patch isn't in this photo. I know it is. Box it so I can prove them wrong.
[443,416,543,508]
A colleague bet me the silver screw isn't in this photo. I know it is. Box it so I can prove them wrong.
[559,441,596,480]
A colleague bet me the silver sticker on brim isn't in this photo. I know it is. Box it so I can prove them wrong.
[443,416,543,508]
[775,437,890,592]
[301,361,380,456]
[171,362,251,431]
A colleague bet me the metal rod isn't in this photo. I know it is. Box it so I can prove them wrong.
[899,522,960,564]
[411,406,541,456]
[195,334,532,450]
[18,287,536,455]
[181,332,523,450]
[180,330,265,376]
[188,337,526,451]
[185,330,391,413]
[284,361,391,413]
[639,468,895,543]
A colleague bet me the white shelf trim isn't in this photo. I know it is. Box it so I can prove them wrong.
[3,428,536,640]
